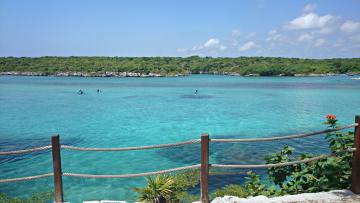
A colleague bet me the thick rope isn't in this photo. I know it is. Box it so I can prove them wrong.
[61,139,200,152]
[211,148,356,169]
[211,123,358,143]
[63,164,200,179]
[0,145,52,155]
[0,173,53,183]
[0,149,356,182]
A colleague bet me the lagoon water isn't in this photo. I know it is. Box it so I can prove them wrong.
[0,75,360,202]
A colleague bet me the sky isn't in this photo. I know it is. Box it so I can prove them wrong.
[0,0,360,58]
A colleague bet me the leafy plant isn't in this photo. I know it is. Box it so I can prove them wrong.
[133,175,175,203]
[171,169,200,202]
[265,145,296,185]
[211,184,247,198]
[134,170,200,203]
[0,192,53,203]
[211,171,283,198]
[138,115,356,201]
[171,169,199,192]
[265,114,354,194]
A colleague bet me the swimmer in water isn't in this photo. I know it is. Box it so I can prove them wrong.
[97,89,100,93]
[78,90,84,95]
[194,90,198,95]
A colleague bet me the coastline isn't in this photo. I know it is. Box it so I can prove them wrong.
[0,71,358,78]
[0,71,187,77]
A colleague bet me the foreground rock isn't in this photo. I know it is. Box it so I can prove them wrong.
[209,190,360,203]
[81,190,360,203]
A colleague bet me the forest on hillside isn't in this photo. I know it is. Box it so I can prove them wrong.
[1,56,360,76]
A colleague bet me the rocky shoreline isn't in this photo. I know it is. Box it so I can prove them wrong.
[198,71,359,77]
[0,71,358,77]
[0,71,187,77]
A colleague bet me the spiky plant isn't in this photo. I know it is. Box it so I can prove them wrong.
[134,175,175,203]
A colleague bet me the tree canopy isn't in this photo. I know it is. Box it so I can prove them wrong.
[1,56,360,76]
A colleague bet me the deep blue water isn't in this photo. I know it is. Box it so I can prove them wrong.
[0,75,359,202]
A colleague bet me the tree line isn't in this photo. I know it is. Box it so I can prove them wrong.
[1,56,360,76]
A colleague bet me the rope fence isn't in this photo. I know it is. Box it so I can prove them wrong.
[63,164,201,179]
[0,173,53,183]
[211,123,358,143]
[1,148,354,182]
[0,148,355,181]
[0,117,359,203]
[0,145,52,155]
[61,139,200,151]
[211,148,356,169]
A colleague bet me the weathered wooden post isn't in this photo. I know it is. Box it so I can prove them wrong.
[200,134,209,203]
[351,115,360,194]
[52,135,64,203]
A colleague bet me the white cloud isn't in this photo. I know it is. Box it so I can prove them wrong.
[297,33,313,42]
[220,45,227,51]
[268,30,277,35]
[266,30,281,42]
[239,41,256,51]
[191,45,203,51]
[303,3,317,13]
[341,20,360,33]
[191,38,221,51]
[287,13,336,30]
[266,35,279,42]
[317,27,334,34]
[314,38,326,47]
[178,5,359,58]
[204,38,220,48]
[246,32,256,38]
[232,29,241,37]
[190,38,226,53]
[231,39,239,46]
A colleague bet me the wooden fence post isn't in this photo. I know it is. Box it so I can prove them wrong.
[200,134,209,203]
[52,135,64,203]
[351,115,360,194]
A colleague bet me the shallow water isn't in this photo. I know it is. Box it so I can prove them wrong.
[0,75,359,202]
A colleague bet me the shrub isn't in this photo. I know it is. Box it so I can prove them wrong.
[211,171,283,199]
[137,115,355,201]
[133,175,175,203]
[0,192,53,203]
[212,114,355,198]
[134,170,200,203]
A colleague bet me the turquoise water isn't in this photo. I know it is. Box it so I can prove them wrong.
[0,75,360,202]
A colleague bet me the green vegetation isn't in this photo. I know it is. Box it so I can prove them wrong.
[211,171,284,199]
[135,115,355,202]
[133,175,175,203]
[1,56,360,76]
[0,192,53,203]
[263,116,353,194]
[133,170,199,203]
